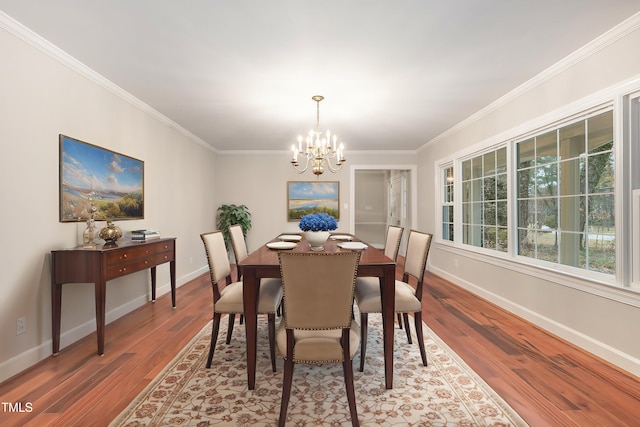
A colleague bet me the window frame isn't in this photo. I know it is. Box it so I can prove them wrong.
[434,102,627,288]
[513,109,615,275]
[439,163,455,243]
[459,145,509,253]
[628,90,640,287]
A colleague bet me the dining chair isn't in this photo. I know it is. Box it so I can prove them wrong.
[228,224,249,282]
[228,224,247,325]
[200,231,283,372]
[276,251,362,427]
[354,229,432,372]
[353,225,403,372]
[229,224,283,320]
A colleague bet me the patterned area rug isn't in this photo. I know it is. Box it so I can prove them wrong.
[110,314,528,426]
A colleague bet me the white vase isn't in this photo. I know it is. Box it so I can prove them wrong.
[305,231,330,251]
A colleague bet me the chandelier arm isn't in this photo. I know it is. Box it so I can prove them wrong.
[323,150,338,159]
[324,157,345,173]
[291,156,311,173]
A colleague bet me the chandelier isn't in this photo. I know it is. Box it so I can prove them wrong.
[290,95,345,176]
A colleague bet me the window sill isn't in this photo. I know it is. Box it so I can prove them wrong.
[434,241,640,309]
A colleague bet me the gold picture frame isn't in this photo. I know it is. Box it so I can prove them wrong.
[59,134,144,222]
[287,181,340,221]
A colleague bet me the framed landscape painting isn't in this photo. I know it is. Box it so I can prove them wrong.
[287,181,340,221]
[59,134,144,222]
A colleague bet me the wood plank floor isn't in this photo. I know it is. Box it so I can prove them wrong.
[1,260,639,426]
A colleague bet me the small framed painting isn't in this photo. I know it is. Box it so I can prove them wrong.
[287,181,340,221]
[59,134,144,222]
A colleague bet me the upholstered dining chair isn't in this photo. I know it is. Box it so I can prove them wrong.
[354,229,432,372]
[229,224,283,320]
[200,231,283,372]
[228,224,247,325]
[228,224,249,282]
[353,225,403,372]
[277,251,362,427]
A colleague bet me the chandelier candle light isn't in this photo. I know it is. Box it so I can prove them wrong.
[291,95,346,176]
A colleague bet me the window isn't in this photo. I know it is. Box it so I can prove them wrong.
[516,110,614,274]
[461,147,508,252]
[441,166,454,241]
[439,105,621,280]
[630,92,640,286]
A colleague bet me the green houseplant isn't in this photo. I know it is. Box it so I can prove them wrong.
[217,204,252,251]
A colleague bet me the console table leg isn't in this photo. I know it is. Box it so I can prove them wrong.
[170,260,176,308]
[51,282,62,356]
[151,266,157,302]
[94,280,107,355]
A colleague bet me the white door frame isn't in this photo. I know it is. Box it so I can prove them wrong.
[349,164,418,236]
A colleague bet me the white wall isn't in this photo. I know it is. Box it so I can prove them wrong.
[0,21,216,382]
[417,16,640,377]
[214,151,417,252]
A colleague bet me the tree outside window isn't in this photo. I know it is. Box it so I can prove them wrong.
[516,110,615,274]
[461,147,508,252]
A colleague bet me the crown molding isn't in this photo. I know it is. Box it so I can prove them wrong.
[0,11,215,153]
[217,149,417,156]
[419,11,640,153]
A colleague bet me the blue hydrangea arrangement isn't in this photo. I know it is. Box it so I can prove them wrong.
[298,213,338,232]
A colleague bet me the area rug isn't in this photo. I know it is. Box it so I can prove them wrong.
[110,314,528,426]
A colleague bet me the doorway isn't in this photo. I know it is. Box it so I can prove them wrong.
[350,165,416,255]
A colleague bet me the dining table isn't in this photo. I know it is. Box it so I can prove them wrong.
[239,233,396,390]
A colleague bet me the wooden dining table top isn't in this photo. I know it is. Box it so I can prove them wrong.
[240,233,394,268]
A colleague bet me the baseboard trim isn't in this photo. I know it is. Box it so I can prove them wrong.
[0,265,209,384]
[430,266,640,379]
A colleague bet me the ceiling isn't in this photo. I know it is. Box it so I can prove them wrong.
[1,1,639,152]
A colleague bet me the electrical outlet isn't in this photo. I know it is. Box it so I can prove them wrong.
[16,317,26,335]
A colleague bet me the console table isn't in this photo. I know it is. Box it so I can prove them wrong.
[51,237,176,355]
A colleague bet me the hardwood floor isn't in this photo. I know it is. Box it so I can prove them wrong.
[421,271,640,426]
[1,261,639,426]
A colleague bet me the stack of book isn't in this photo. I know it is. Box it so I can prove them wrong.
[131,229,161,241]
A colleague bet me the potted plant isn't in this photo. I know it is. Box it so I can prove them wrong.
[217,204,252,252]
[299,212,338,251]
